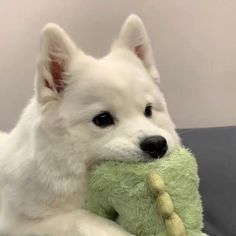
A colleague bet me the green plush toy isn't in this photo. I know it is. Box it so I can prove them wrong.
[86,147,206,236]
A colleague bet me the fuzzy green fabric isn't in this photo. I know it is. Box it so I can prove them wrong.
[86,147,205,236]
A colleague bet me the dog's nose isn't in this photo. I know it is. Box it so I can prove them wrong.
[140,136,167,159]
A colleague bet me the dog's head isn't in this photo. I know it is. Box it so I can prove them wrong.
[35,15,180,165]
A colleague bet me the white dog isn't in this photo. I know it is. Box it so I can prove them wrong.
[0,15,180,236]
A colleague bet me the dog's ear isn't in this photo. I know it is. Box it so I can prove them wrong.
[113,15,160,83]
[36,23,77,103]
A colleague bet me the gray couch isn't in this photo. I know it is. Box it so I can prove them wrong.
[178,126,236,236]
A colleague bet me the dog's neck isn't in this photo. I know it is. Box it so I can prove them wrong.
[1,98,87,218]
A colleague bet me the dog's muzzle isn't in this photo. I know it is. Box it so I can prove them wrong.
[140,135,167,159]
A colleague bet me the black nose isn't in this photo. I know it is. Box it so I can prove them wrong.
[140,135,167,159]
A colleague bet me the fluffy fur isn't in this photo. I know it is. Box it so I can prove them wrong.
[0,132,7,143]
[0,15,180,235]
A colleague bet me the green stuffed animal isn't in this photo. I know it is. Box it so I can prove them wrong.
[86,147,206,236]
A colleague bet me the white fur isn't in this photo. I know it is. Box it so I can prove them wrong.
[0,15,180,235]
[0,132,7,143]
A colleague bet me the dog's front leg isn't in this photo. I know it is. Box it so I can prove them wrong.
[15,209,134,236]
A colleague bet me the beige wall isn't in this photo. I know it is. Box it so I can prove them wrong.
[0,0,235,131]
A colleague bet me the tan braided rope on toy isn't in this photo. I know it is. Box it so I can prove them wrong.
[147,171,187,236]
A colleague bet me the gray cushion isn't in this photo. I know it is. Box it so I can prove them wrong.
[178,126,236,236]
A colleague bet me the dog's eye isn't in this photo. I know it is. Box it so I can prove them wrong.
[144,104,152,118]
[93,112,114,128]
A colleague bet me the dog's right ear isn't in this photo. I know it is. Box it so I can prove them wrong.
[35,23,77,103]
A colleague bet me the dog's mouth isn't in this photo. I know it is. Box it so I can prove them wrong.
[141,155,166,163]
[86,158,105,171]
[86,151,167,171]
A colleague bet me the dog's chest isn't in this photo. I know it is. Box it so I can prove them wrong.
[6,179,86,220]
[1,160,87,219]
[37,174,87,216]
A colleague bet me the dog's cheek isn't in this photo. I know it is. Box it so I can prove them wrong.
[152,112,179,137]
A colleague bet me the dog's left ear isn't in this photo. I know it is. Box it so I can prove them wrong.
[113,15,160,83]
